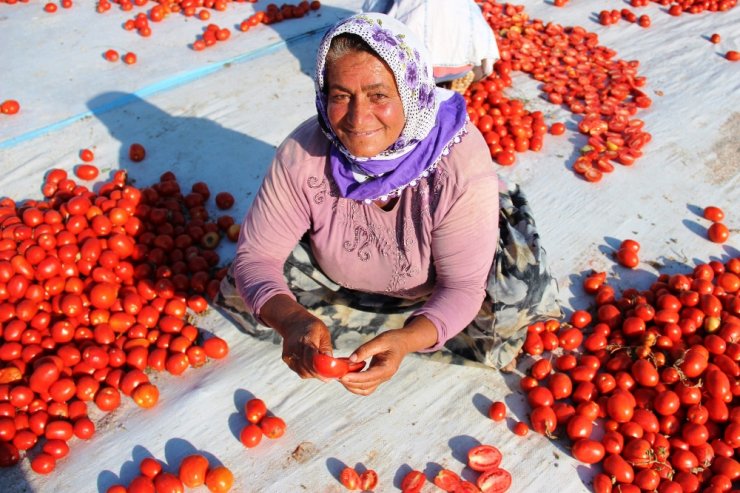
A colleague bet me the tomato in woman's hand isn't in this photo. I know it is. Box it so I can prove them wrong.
[312,353,366,379]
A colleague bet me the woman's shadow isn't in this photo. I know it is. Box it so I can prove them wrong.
[86,92,277,226]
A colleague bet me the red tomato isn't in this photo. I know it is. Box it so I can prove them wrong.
[259,416,286,439]
[312,353,365,379]
[31,452,56,475]
[707,223,729,243]
[401,470,426,493]
[1,100,21,115]
[476,467,512,493]
[129,143,146,162]
[571,438,605,464]
[140,457,163,478]
[433,469,461,492]
[128,476,156,493]
[703,206,724,222]
[602,453,634,483]
[530,405,557,436]
[467,444,503,472]
[75,164,100,181]
[153,472,184,493]
[204,466,233,493]
[339,467,361,490]
[202,337,229,359]
[488,401,506,422]
[549,122,565,135]
[359,470,378,491]
[179,454,209,488]
[240,423,262,448]
[245,398,267,424]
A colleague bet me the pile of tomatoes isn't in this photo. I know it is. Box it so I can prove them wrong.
[238,397,286,448]
[469,1,652,182]
[650,0,736,15]
[518,257,739,492]
[106,452,234,492]
[397,444,511,493]
[0,161,234,475]
[109,0,322,44]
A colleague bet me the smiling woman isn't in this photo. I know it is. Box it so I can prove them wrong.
[217,13,561,396]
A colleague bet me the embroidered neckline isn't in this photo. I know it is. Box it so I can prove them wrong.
[359,121,470,204]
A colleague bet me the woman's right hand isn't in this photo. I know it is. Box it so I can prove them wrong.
[280,318,333,378]
[259,294,334,379]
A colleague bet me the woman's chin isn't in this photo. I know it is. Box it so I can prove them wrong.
[344,142,384,158]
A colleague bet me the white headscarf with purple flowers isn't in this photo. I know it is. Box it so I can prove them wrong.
[315,13,469,203]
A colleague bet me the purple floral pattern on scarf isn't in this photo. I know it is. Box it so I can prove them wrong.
[314,13,469,202]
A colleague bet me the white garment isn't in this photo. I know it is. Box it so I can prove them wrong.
[362,0,500,80]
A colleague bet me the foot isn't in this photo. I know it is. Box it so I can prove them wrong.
[499,350,522,373]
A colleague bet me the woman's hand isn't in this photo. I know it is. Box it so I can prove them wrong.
[338,329,410,395]
[260,294,334,379]
[280,319,333,378]
[339,316,439,396]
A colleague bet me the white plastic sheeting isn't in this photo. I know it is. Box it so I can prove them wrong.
[0,1,738,492]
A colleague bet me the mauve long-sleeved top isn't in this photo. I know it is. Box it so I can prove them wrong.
[233,117,498,350]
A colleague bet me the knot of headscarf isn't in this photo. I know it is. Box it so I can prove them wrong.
[315,13,469,203]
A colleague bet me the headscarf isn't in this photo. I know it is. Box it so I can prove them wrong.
[315,13,469,203]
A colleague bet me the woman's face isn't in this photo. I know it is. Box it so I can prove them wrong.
[325,50,405,158]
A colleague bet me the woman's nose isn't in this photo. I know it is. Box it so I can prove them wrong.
[346,97,370,126]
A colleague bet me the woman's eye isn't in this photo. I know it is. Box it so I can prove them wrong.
[330,94,349,103]
[371,93,388,101]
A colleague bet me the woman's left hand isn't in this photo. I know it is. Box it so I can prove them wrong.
[338,329,410,396]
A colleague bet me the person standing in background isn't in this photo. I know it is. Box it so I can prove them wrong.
[362,0,500,93]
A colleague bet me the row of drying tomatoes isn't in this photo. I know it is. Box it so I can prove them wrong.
[469,1,653,181]
[0,153,236,475]
[517,254,739,492]
[106,452,235,493]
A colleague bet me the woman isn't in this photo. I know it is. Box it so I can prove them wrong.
[362,0,500,92]
[218,13,559,395]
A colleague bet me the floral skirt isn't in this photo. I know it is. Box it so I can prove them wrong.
[215,181,562,370]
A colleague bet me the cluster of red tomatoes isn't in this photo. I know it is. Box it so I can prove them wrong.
[702,206,731,244]
[616,239,641,270]
[598,8,652,28]
[470,1,653,181]
[192,23,232,51]
[339,465,379,491]
[1,100,20,116]
[238,397,286,448]
[238,1,321,31]
[105,452,234,493]
[0,156,235,475]
[104,49,138,65]
[43,1,73,12]
[656,0,736,15]
[396,444,511,493]
[518,257,739,492]
[107,0,322,46]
